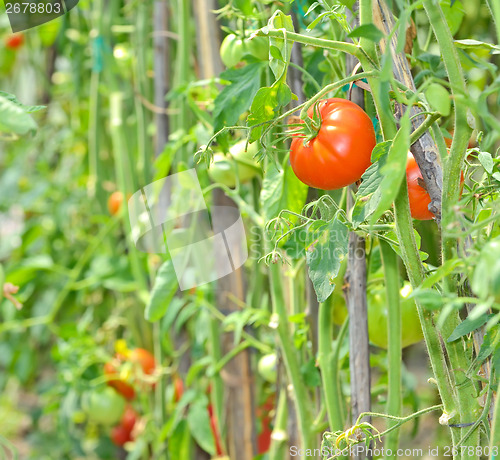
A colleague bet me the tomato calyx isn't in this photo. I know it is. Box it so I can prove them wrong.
[289,102,323,146]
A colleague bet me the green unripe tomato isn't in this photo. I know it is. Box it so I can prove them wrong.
[220,33,268,68]
[82,387,125,426]
[258,353,277,383]
[208,140,261,187]
[367,282,423,349]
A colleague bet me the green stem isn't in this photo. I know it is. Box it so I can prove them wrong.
[422,1,482,451]
[174,0,191,163]
[134,0,152,184]
[318,303,345,433]
[269,262,314,455]
[409,112,442,145]
[268,388,288,460]
[379,239,401,457]
[209,315,225,445]
[357,0,459,446]
[490,387,500,457]
[486,0,500,43]
[256,29,361,59]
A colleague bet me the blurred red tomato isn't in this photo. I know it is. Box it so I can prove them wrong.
[104,348,156,400]
[173,375,184,403]
[120,405,137,433]
[111,425,132,446]
[5,34,24,50]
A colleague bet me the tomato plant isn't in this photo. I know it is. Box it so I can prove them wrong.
[5,34,24,50]
[290,98,376,190]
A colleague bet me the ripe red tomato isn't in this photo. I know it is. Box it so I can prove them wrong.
[256,394,274,454]
[107,191,124,216]
[120,405,137,433]
[406,152,464,220]
[104,348,156,400]
[406,154,434,220]
[257,425,272,454]
[5,34,24,50]
[173,375,184,403]
[104,361,136,400]
[129,348,156,375]
[111,425,132,446]
[208,410,225,457]
[290,98,376,190]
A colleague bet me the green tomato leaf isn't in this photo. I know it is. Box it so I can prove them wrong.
[369,116,411,225]
[213,62,265,132]
[168,419,191,459]
[0,94,38,135]
[306,215,349,303]
[348,24,384,42]
[425,83,451,116]
[478,151,494,174]
[145,260,178,322]
[410,288,444,311]
[300,358,321,387]
[0,92,46,113]
[440,0,464,36]
[260,162,308,222]
[247,81,293,142]
[187,398,215,455]
[447,314,493,343]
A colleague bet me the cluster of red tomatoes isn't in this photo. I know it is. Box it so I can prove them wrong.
[290,98,462,220]
[85,348,156,446]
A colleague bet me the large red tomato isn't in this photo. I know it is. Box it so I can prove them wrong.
[290,98,376,190]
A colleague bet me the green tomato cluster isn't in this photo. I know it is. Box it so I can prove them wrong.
[219,33,269,68]
[208,140,261,188]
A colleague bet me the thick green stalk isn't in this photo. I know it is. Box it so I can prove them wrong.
[486,0,500,43]
[317,302,344,433]
[379,239,401,457]
[422,1,482,451]
[174,0,191,163]
[268,262,314,455]
[358,0,457,422]
[354,4,467,455]
[268,388,289,460]
[490,391,500,457]
[209,316,225,443]
[88,0,105,208]
[134,1,152,184]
